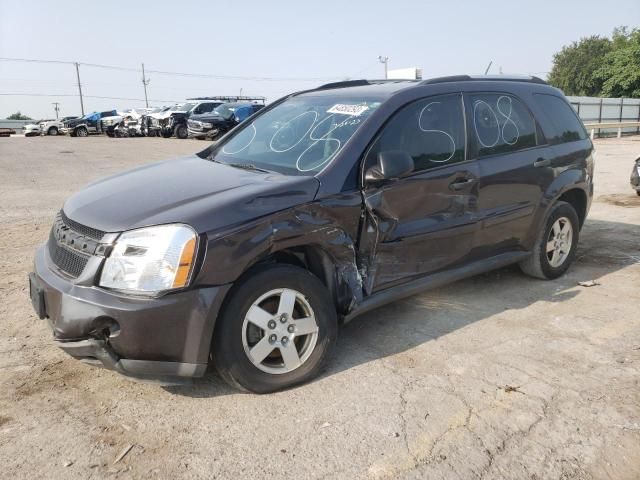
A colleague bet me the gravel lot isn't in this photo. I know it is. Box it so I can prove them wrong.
[1,135,639,479]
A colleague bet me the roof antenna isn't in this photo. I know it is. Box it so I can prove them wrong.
[484,61,492,75]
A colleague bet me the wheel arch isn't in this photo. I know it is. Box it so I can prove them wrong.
[556,188,588,228]
[198,223,364,320]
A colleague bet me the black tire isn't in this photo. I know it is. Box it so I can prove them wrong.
[175,124,188,139]
[519,201,579,280]
[76,127,88,137]
[47,127,58,136]
[213,264,338,393]
[106,131,115,138]
[636,190,640,197]
[161,129,173,138]
[69,131,77,137]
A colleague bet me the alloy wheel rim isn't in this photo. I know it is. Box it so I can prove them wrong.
[241,288,319,374]
[546,217,573,268]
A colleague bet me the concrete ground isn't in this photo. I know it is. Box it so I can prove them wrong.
[0,135,638,479]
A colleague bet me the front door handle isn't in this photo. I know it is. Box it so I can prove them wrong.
[534,157,551,168]
[449,177,477,191]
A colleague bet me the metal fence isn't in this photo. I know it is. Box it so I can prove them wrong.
[0,120,34,130]
[567,96,640,137]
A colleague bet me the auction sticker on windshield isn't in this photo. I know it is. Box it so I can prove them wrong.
[327,104,369,116]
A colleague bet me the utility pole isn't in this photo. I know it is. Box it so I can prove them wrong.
[74,62,84,116]
[52,102,60,119]
[378,55,389,79]
[141,63,150,108]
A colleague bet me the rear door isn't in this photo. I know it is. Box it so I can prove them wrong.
[360,93,480,292]
[465,92,552,256]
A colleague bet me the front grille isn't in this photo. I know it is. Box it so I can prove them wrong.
[60,211,105,240]
[47,211,105,278]
[48,231,90,278]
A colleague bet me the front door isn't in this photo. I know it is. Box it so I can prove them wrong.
[359,94,480,293]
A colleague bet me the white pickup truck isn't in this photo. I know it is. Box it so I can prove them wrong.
[39,116,78,136]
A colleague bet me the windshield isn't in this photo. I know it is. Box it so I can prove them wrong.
[213,104,237,119]
[173,103,195,112]
[209,95,381,175]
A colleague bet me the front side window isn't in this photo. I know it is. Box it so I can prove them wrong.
[534,93,587,144]
[209,95,381,175]
[365,94,466,173]
[467,93,537,157]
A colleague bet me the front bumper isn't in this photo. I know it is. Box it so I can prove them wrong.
[188,127,219,139]
[30,244,231,381]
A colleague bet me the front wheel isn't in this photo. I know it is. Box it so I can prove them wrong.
[520,201,579,279]
[175,124,188,139]
[213,264,337,393]
[47,127,58,136]
[76,127,88,137]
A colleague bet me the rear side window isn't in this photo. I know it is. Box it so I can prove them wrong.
[467,93,537,157]
[534,94,587,144]
[365,94,466,173]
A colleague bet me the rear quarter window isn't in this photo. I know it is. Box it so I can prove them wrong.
[533,93,587,145]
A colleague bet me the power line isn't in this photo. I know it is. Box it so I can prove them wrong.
[0,56,338,82]
[0,93,180,103]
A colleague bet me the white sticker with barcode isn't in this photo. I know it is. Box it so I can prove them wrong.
[327,104,369,116]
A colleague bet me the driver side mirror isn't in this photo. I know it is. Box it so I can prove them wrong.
[365,151,414,186]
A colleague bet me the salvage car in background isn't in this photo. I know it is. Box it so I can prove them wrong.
[187,101,265,140]
[40,116,78,136]
[22,121,44,136]
[148,101,221,139]
[631,156,640,196]
[101,109,153,137]
[140,107,170,137]
[63,111,117,137]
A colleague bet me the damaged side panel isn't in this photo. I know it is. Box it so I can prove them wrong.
[196,192,366,316]
[359,162,481,293]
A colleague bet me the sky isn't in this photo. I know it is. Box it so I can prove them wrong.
[1,0,638,119]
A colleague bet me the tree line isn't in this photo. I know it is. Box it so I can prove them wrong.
[548,27,640,98]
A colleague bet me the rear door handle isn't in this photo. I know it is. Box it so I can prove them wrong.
[534,158,551,168]
[449,177,477,191]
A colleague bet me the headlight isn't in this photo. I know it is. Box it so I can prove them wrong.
[202,122,213,128]
[100,224,198,295]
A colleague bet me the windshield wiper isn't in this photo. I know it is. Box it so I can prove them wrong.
[226,162,271,173]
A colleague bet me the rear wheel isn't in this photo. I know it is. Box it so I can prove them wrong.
[47,127,58,136]
[213,264,337,393]
[520,201,579,279]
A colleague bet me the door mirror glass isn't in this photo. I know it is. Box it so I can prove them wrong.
[365,150,414,185]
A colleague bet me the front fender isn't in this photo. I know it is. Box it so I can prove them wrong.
[195,198,364,313]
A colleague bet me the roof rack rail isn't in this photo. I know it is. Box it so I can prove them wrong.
[316,79,419,90]
[187,95,266,103]
[420,75,547,86]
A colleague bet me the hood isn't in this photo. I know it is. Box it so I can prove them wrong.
[62,155,320,234]
[153,110,187,120]
[101,115,123,122]
[66,118,87,127]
